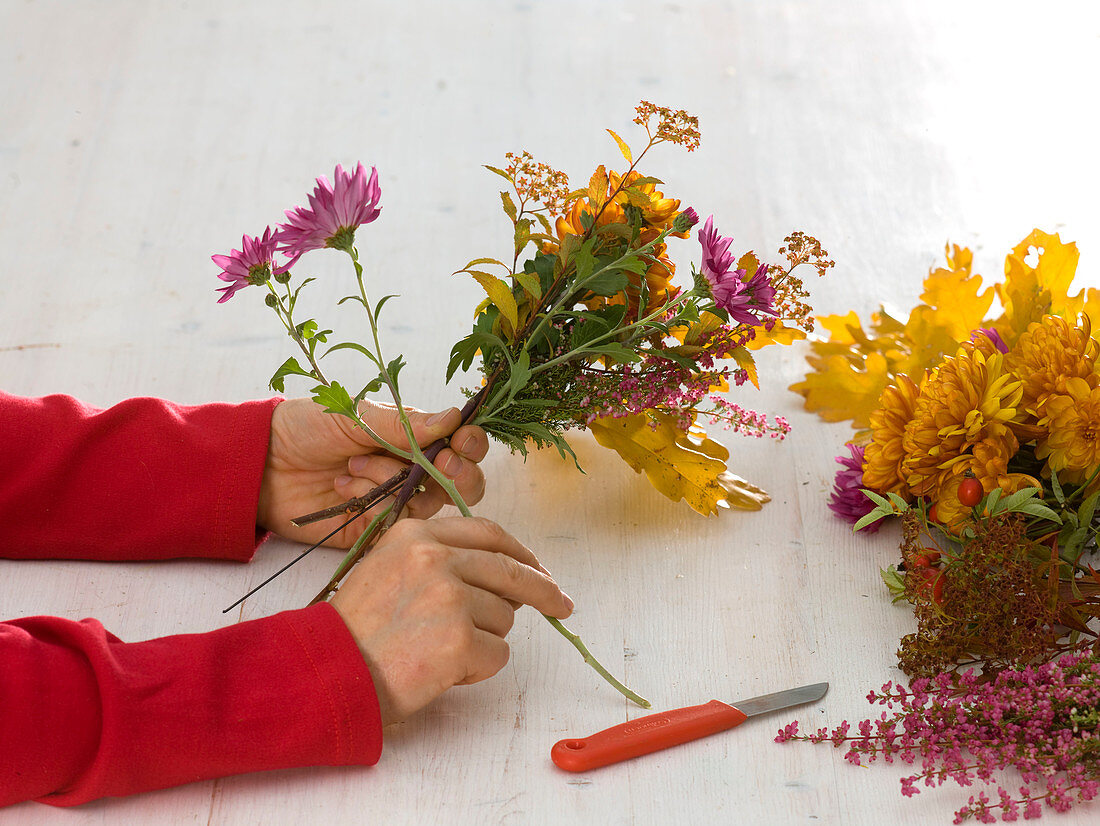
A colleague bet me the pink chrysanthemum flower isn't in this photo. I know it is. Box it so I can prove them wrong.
[827,442,882,532]
[697,215,778,325]
[212,227,288,303]
[276,163,382,257]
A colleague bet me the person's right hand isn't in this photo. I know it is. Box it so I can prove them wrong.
[329,516,574,726]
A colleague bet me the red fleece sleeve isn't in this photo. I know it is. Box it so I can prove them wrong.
[0,391,278,561]
[0,603,383,807]
[0,392,385,805]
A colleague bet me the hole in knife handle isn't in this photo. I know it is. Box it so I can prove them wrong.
[562,740,586,750]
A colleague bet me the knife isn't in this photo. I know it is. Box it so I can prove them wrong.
[550,681,828,772]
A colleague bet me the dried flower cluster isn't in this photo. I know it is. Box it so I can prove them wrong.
[633,100,701,151]
[777,654,1100,822]
[503,150,571,216]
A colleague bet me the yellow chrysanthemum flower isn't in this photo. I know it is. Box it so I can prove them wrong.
[901,342,1024,498]
[1036,377,1100,483]
[1004,314,1100,422]
[862,373,922,498]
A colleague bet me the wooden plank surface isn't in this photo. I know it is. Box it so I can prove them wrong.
[2,0,1098,822]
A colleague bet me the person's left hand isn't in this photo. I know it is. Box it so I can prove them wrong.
[257,398,489,547]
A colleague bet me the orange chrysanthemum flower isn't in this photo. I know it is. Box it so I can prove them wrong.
[1036,377,1100,483]
[1004,314,1100,423]
[554,166,682,320]
[862,373,922,498]
[901,343,1024,498]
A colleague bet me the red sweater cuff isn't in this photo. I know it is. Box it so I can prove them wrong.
[27,602,382,806]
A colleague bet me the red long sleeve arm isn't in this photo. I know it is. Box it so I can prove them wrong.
[0,392,383,807]
[0,391,275,561]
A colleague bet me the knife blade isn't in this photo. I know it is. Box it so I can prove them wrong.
[550,681,828,772]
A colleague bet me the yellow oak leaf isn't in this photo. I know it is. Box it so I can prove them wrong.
[588,411,769,514]
[789,351,891,428]
[918,243,993,342]
[743,320,807,351]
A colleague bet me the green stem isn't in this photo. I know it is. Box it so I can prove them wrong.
[544,616,651,708]
[337,246,650,709]
[528,288,696,378]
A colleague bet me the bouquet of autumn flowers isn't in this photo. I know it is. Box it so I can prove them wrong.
[784,230,1100,821]
[214,101,829,704]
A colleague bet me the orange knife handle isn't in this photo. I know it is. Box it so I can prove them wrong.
[551,700,747,772]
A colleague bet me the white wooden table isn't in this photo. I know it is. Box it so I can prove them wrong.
[2,1,1099,823]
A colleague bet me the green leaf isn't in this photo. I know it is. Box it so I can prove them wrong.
[356,376,385,400]
[886,492,909,511]
[1017,501,1062,523]
[504,350,531,406]
[862,489,890,508]
[584,269,629,297]
[311,382,358,418]
[985,486,1004,512]
[268,357,315,393]
[998,487,1043,512]
[629,176,664,187]
[854,510,888,531]
[1050,468,1066,505]
[323,341,381,366]
[573,242,595,283]
[880,565,906,599]
[385,354,406,387]
[571,316,612,349]
[585,343,642,364]
[296,319,320,340]
[374,293,399,320]
[513,270,543,301]
[1078,490,1100,526]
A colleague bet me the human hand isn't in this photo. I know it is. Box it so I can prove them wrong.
[329,517,574,726]
[257,398,489,547]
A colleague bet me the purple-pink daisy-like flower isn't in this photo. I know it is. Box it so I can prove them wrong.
[212,227,289,303]
[276,162,382,258]
[697,215,779,325]
[828,442,882,532]
[971,327,1009,354]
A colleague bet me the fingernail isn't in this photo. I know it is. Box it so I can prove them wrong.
[562,592,575,613]
[334,474,352,488]
[348,455,367,474]
[426,408,456,428]
[443,452,462,476]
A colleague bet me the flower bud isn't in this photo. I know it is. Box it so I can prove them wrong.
[273,269,292,284]
[673,207,700,233]
[264,293,279,308]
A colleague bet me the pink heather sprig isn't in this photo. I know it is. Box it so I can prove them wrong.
[776,654,1100,822]
[705,397,791,440]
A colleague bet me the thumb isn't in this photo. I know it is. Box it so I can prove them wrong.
[357,401,461,451]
